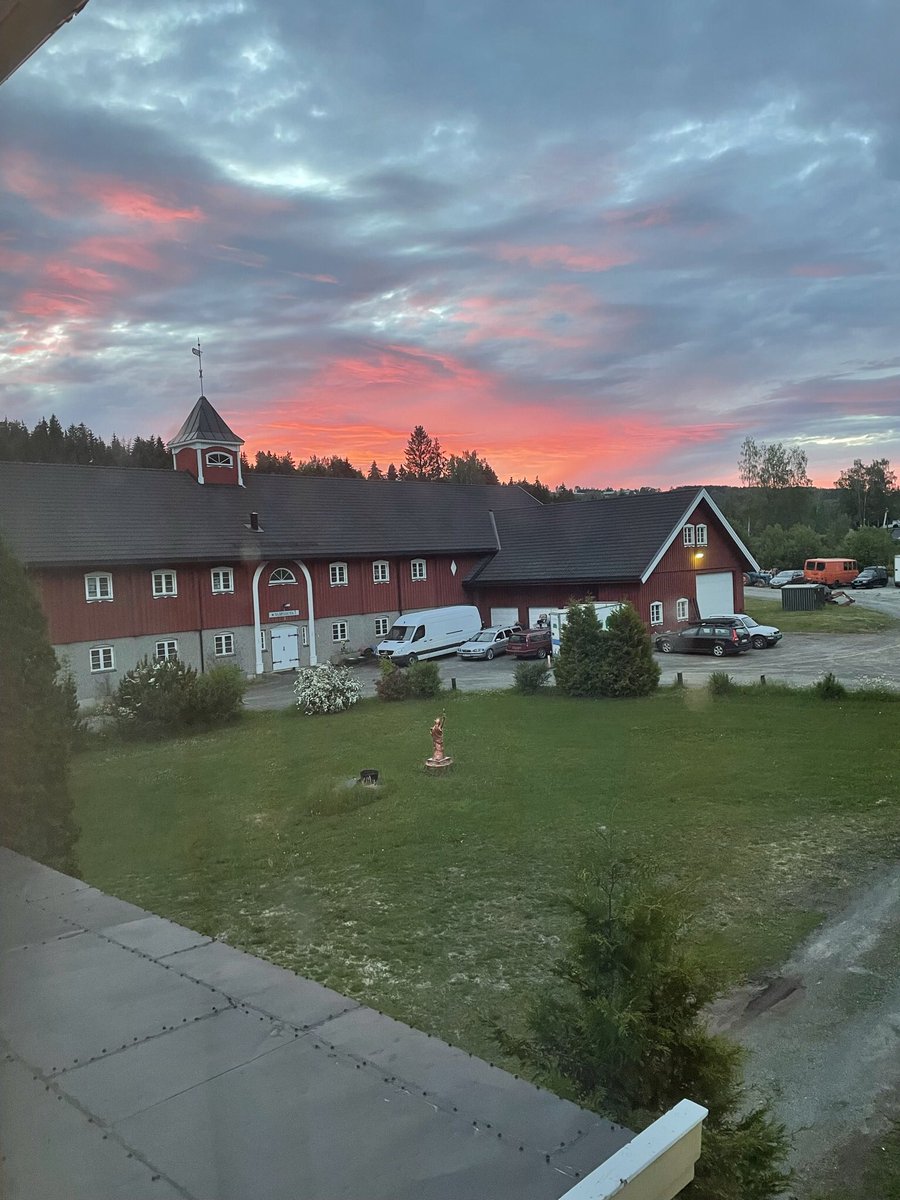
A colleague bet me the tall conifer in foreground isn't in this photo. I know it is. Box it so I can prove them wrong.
[0,537,79,873]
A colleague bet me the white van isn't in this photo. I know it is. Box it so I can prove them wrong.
[376,605,482,666]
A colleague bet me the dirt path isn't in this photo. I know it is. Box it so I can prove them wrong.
[709,864,900,1195]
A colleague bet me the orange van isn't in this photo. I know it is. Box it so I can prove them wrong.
[803,558,859,587]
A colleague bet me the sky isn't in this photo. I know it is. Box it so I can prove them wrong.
[2,0,899,488]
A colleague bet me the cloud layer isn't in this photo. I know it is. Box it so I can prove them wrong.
[2,0,899,486]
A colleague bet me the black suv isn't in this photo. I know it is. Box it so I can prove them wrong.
[655,621,751,657]
[851,566,888,589]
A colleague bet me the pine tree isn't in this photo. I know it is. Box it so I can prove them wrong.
[0,537,79,873]
[367,461,384,480]
[553,600,607,697]
[598,604,660,698]
[446,450,499,485]
[403,425,444,479]
[494,833,791,1200]
[386,463,398,481]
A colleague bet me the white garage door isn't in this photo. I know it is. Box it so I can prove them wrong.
[528,606,551,628]
[490,607,520,627]
[695,572,735,617]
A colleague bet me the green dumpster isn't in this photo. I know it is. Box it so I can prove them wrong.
[781,584,826,611]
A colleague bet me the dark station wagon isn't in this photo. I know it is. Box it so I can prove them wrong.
[655,621,751,657]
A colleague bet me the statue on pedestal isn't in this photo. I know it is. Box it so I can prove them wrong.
[426,713,453,770]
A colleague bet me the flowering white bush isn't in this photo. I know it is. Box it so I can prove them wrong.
[294,663,361,715]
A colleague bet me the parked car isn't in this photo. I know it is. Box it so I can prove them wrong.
[706,614,782,649]
[655,622,751,657]
[507,627,552,659]
[456,624,521,660]
[851,566,889,589]
[769,569,805,588]
[742,571,772,587]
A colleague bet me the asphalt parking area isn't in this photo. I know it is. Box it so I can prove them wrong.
[243,625,900,711]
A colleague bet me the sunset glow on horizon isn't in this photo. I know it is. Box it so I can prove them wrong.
[2,2,898,489]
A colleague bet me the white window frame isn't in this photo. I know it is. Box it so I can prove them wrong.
[260,629,268,653]
[374,617,389,638]
[411,558,427,581]
[269,567,296,586]
[211,566,234,594]
[329,562,348,587]
[675,598,690,622]
[155,639,178,661]
[214,632,235,656]
[649,602,663,626]
[372,560,390,584]
[84,572,113,602]
[331,621,348,643]
[89,645,114,672]
[301,625,309,647]
[695,524,708,546]
[682,525,695,547]
[205,451,233,468]
[151,570,177,598]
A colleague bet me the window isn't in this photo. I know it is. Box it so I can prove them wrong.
[89,646,114,672]
[412,625,426,642]
[85,573,113,602]
[260,629,268,653]
[205,451,233,467]
[695,524,708,546]
[211,567,234,594]
[330,562,348,587]
[332,621,348,642]
[411,558,427,581]
[374,617,389,638]
[155,640,178,661]
[675,598,689,622]
[649,602,663,625]
[214,633,235,656]
[269,568,296,586]
[372,560,390,584]
[682,525,695,547]
[152,570,177,598]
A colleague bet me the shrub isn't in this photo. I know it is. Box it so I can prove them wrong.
[295,662,361,714]
[109,657,198,737]
[814,671,847,701]
[708,671,736,696]
[514,660,550,695]
[494,832,791,1200]
[375,658,411,702]
[193,665,247,724]
[406,660,442,699]
[598,604,660,698]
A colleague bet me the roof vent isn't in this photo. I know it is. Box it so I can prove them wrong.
[249,512,260,532]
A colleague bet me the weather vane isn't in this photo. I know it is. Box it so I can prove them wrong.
[191,339,204,394]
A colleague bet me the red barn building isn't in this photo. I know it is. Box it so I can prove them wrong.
[0,396,757,701]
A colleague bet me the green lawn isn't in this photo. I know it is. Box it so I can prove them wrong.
[744,596,899,633]
[73,690,900,1062]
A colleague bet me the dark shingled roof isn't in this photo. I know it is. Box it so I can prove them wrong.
[167,396,243,447]
[0,462,538,568]
[466,488,751,584]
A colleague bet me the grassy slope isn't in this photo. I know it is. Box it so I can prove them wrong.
[73,690,900,1061]
[744,596,898,633]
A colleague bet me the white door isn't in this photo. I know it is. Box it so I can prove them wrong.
[491,606,519,626]
[528,606,550,628]
[270,624,300,671]
[695,573,735,617]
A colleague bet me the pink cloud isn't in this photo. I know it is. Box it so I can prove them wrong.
[493,242,634,272]
[69,236,163,272]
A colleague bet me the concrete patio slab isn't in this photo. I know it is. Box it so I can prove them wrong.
[0,848,632,1199]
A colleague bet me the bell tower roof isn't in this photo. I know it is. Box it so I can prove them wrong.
[167,395,243,450]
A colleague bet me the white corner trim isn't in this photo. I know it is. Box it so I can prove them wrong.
[640,489,758,583]
[251,563,266,674]
[195,446,205,485]
[560,1099,708,1200]
[293,560,317,665]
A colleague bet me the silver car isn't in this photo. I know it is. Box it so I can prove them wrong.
[456,625,521,660]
